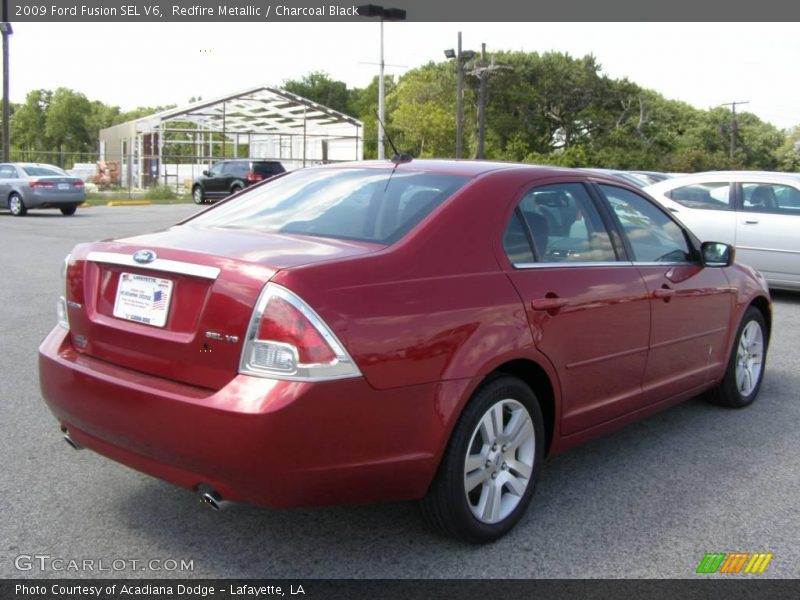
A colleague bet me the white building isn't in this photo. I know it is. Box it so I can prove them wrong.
[98,85,364,189]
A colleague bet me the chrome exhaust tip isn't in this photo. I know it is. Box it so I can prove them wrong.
[198,489,225,511]
[63,431,83,450]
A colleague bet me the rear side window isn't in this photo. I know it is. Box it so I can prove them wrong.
[223,162,246,175]
[22,165,66,177]
[253,162,286,177]
[742,182,800,215]
[188,168,469,244]
[666,182,732,210]
[600,185,692,263]
[503,182,616,264]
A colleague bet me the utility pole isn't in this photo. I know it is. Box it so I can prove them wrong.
[721,100,749,159]
[444,33,475,159]
[469,43,511,159]
[455,33,464,159]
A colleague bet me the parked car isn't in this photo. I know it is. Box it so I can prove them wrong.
[40,160,771,543]
[191,159,285,204]
[582,168,673,188]
[644,171,800,291]
[0,162,86,216]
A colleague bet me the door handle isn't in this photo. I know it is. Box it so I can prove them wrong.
[744,219,759,224]
[653,287,676,300]
[531,297,569,311]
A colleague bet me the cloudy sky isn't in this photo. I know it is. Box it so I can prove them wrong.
[10,21,800,130]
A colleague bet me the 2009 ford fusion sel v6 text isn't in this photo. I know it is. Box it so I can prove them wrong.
[39,160,770,543]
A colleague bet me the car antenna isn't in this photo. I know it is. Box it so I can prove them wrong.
[376,112,413,164]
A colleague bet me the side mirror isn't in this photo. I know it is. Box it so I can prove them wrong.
[701,241,735,267]
[202,170,210,177]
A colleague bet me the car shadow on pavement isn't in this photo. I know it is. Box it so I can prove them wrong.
[101,368,800,579]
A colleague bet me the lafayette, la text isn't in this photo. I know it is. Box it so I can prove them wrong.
[16,584,305,597]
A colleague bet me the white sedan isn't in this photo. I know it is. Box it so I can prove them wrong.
[645,171,800,291]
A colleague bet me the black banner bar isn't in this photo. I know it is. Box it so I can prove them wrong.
[3,579,800,600]
[7,0,800,22]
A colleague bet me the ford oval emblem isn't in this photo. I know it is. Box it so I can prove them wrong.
[133,250,157,264]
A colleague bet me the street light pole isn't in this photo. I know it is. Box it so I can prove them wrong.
[378,17,385,159]
[358,4,406,160]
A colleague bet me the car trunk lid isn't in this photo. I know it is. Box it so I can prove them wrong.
[65,225,382,390]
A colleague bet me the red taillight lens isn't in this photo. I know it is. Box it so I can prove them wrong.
[246,172,263,182]
[240,284,361,380]
[73,181,84,188]
[257,296,335,364]
[31,181,55,188]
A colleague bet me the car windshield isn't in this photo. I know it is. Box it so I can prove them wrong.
[22,165,67,177]
[188,168,470,244]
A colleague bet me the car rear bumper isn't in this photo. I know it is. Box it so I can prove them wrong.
[27,189,85,208]
[39,327,463,507]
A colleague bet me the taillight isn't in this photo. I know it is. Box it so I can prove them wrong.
[31,181,55,188]
[239,283,360,381]
[246,172,263,182]
[73,181,84,188]
[57,254,71,330]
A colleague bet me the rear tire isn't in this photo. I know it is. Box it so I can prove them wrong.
[421,376,544,544]
[708,306,767,408]
[60,205,78,216]
[230,184,243,195]
[8,193,27,216]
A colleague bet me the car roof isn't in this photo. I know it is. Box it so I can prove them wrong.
[308,159,629,182]
[645,171,800,193]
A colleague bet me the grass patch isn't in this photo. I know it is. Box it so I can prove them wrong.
[84,187,193,206]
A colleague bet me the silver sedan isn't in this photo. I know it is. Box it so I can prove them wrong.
[0,162,86,216]
[645,171,800,291]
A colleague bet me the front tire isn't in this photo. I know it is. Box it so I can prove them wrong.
[709,306,767,408]
[192,186,205,205]
[8,193,27,216]
[421,376,545,543]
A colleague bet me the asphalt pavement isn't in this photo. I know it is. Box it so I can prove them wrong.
[1,204,798,579]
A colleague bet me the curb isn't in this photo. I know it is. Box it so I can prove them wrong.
[106,200,153,207]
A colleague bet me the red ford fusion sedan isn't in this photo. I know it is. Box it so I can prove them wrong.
[39,160,771,543]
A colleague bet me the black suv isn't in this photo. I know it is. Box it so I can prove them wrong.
[192,160,285,204]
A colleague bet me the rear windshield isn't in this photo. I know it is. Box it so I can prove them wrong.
[188,168,470,244]
[23,165,66,177]
[252,162,286,176]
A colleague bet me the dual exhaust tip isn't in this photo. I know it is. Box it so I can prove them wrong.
[62,428,227,511]
[199,489,225,511]
[63,430,83,451]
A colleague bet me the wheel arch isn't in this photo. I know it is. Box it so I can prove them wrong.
[749,295,772,344]
[487,359,556,456]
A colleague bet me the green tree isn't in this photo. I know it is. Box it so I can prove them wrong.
[386,61,457,158]
[283,71,354,115]
[45,87,93,153]
[11,89,52,152]
[775,125,800,171]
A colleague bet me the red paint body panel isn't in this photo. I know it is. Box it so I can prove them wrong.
[38,160,772,509]
[40,327,471,506]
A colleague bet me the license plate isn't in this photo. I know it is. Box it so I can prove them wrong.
[58,183,70,190]
[113,273,173,327]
